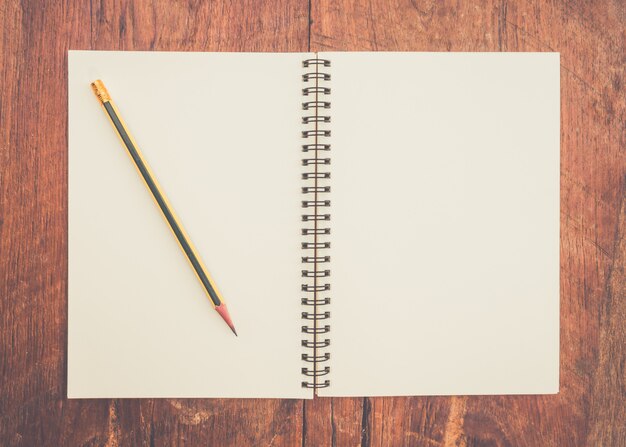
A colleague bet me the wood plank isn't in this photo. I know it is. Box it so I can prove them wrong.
[0,1,308,446]
[310,0,625,446]
[304,397,366,446]
[1,0,624,445]
[586,197,625,446]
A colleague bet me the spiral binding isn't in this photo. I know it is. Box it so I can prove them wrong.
[301,57,331,390]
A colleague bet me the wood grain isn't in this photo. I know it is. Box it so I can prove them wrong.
[312,0,625,445]
[0,0,623,446]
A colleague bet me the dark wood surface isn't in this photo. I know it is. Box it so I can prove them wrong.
[0,0,624,446]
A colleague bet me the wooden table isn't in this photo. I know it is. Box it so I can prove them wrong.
[1,1,624,445]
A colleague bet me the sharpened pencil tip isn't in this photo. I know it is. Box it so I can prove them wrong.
[214,303,238,337]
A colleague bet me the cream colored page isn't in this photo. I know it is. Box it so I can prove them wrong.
[320,52,559,396]
[68,51,311,398]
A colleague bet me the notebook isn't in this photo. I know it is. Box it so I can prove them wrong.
[68,51,559,398]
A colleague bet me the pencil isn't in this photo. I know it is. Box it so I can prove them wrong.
[90,80,237,336]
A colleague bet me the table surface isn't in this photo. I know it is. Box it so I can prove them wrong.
[1,1,624,446]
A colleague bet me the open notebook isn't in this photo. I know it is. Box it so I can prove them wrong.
[68,51,559,398]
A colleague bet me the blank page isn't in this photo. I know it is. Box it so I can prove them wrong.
[68,51,311,398]
[321,52,559,396]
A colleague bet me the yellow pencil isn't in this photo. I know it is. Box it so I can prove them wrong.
[91,80,237,336]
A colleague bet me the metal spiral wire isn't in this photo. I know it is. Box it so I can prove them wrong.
[301,57,331,390]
